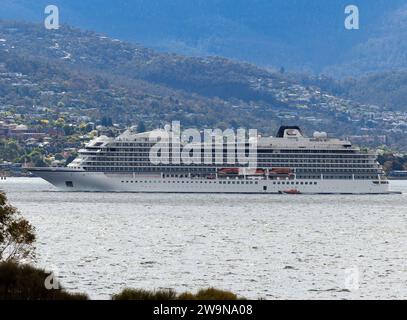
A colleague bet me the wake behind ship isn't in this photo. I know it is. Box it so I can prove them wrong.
[29,126,391,194]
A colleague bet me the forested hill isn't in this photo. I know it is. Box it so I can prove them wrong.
[297,72,407,113]
[0,20,406,150]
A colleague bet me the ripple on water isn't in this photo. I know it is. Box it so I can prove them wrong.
[1,178,407,299]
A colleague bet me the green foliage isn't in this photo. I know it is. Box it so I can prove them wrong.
[63,125,75,136]
[0,139,25,162]
[112,287,243,300]
[0,261,88,300]
[0,192,36,262]
[377,153,407,173]
[26,149,42,165]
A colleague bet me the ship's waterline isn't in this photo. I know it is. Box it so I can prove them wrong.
[1,178,407,300]
[29,169,391,194]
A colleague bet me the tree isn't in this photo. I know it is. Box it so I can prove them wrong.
[1,140,23,162]
[0,192,36,262]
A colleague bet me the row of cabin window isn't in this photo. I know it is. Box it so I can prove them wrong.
[121,180,260,185]
[274,181,317,185]
[119,180,319,186]
[85,166,378,174]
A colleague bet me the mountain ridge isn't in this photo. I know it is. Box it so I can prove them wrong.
[2,0,407,75]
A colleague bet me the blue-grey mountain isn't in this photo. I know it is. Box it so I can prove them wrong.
[1,0,407,75]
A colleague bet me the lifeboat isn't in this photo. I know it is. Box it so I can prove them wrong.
[241,168,265,176]
[269,167,292,175]
[218,168,266,176]
[254,168,265,175]
[218,168,240,176]
[282,189,301,195]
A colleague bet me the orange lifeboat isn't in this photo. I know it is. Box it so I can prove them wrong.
[218,168,240,176]
[269,167,293,175]
[282,189,301,195]
[218,168,266,176]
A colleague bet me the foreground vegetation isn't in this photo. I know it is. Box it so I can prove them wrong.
[0,192,36,262]
[112,288,243,301]
[0,261,243,300]
[0,262,88,300]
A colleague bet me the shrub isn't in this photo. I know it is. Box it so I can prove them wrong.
[0,261,88,300]
[180,288,241,300]
[112,288,177,300]
[112,287,243,300]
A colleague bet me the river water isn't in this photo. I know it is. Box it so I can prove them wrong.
[1,178,407,300]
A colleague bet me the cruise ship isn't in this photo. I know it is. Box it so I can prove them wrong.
[29,126,391,194]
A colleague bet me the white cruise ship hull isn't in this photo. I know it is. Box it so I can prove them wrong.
[30,169,391,194]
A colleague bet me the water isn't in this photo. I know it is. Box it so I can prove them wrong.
[1,178,407,300]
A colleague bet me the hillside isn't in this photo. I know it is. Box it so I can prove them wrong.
[324,3,407,77]
[297,72,407,113]
[1,20,406,151]
[337,73,407,112]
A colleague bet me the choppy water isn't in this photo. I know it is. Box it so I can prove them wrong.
[1,178,407,300]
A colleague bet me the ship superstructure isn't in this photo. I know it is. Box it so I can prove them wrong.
[30,126,390,194]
